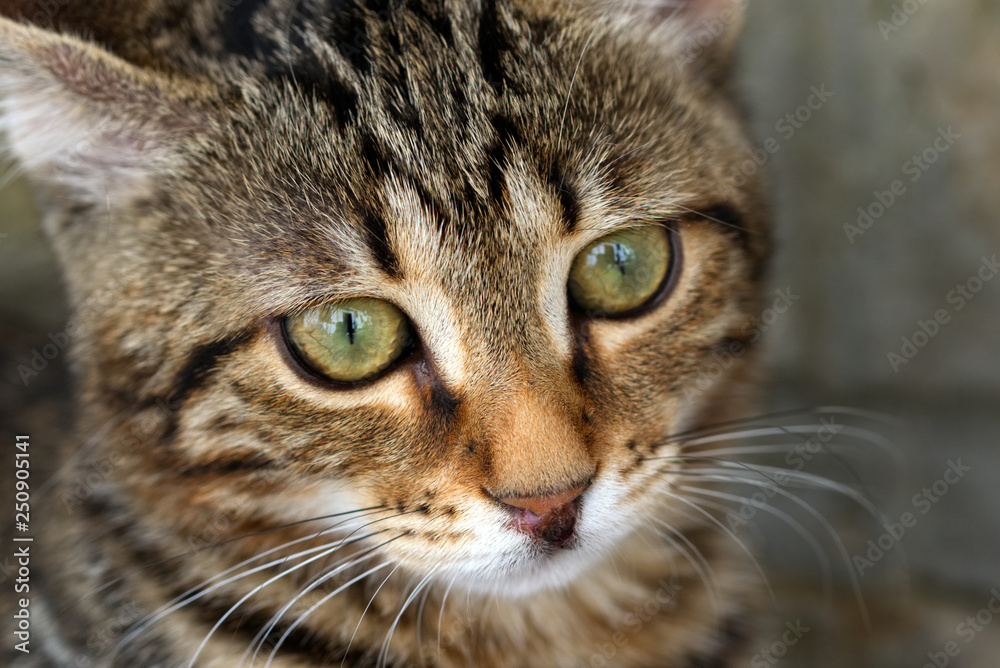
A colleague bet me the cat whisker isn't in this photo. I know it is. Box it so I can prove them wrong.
[679,482,871,628]
[677,443,858,458]
[116,509,402,656]
[197,505,394,553]
[436,574,458,660]
[246,534,407,665]
[646,516,720,612]
[482,582,499,636]
[414,577,434,653]
[491,583,508,639]
[184,511,422,666]
[654,488,777,607]
[85,505,391,608]
[656,405,899,447]
[556,7,607,152]
[661,455,884,516]
[119,538,352,659]
[608,541,627,584]
[674,423,898,453]
[378,566,440,668]
[0,157,29,192]
[676,486,834,604]
[680,423,903,503]
[264,559,399,668]
[679,462,889,526]
[337,552,414,668]
[665,461,891,564]
[672,421,901,493]
[189,531,396,668]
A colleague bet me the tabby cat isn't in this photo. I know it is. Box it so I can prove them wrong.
[1,0,772,665]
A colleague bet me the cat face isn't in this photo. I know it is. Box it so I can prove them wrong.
[1,0,767,598]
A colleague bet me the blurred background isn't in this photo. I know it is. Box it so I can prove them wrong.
[1,1,998,666]
[734,1,1000,666]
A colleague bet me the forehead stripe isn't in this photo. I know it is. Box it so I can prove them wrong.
[362,210,403,278]
[547,162,580,233]
[478,0,510,94]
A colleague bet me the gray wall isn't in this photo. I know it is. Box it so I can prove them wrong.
[736,1,1000,665]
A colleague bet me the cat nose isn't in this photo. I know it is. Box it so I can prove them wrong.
[496,482,589,546]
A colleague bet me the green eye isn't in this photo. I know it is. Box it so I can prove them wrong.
[568,226,673,316]
[283,299,414,384]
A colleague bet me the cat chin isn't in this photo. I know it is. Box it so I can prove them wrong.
[434,522,637,600]
[443,543,611,599]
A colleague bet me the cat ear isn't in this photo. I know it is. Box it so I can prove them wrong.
[596,0,746,74]
[0,16,209,201]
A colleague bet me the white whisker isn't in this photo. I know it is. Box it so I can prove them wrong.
[116,507,394,656]
[245,535,404,665]
[378,567,439,668]
[264,561,396,668]
[338,551,414,668]
[436,574,458,660]
[678,486,833,602]
[680,481,871,628]
[189,527,395,668]
[655,488,776,606]
[681,463,889,525]
[646,516,719,612]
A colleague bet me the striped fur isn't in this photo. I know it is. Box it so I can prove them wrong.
[1,0,769,665]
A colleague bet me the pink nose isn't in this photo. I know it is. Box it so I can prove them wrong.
[497,483,588,546]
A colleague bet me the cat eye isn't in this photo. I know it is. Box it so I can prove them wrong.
[567,226,674,317]
[283,299,415,384]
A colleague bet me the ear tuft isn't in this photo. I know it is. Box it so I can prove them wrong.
[592,0,746,74]
[0,16,208,200]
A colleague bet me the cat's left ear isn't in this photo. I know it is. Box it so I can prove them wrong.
[0,16,211,201]
[595,0,746,76]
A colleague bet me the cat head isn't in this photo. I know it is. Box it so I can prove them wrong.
[0,0,767,593]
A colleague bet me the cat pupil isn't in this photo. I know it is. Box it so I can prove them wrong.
[344,311,356,344]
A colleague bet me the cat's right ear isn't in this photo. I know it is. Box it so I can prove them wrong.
[587,0,746,79]
[0,16,211,201]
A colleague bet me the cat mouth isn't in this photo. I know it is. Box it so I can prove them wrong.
[510,502,580,549]
[491,483,588,550]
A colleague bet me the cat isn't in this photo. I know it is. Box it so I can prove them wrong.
[0,0,773,665]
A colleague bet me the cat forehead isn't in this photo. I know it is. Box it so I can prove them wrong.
[211,1,708,265]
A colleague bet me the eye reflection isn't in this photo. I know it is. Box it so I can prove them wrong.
[568,226,672,316]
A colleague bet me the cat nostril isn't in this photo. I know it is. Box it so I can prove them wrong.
[496,482,588,546]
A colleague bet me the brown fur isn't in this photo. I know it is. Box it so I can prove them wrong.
[1,1,769,665]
